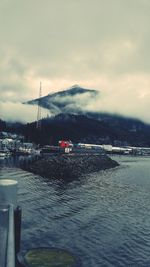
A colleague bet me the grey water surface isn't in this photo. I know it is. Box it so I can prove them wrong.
[1,155,150,267]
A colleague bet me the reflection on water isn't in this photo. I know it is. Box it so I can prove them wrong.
[1,156,150,266]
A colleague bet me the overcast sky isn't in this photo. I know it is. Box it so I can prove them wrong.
[0,0,150,122]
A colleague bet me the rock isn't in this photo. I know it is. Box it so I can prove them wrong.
[22,153,119,180]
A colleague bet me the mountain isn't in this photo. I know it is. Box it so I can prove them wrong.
[16,113,150,147]
[26,84,99,115]
[3,111,150,147]
[24,85,150,146]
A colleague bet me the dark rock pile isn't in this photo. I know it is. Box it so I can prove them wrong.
[23,154,119,180]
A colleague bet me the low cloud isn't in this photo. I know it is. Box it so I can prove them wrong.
[83,74,150,123]
[1,72,150,124]
[39,75,150,123]
[0,102,49,123]
[0,0,150,124]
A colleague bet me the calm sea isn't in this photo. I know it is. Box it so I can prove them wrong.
[1,155,150,267]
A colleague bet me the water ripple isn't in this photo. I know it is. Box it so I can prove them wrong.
[1,156,150,266]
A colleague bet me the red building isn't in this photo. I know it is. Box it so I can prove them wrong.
[59,140,73,148]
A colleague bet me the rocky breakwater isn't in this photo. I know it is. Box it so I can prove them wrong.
[23,153,119,180]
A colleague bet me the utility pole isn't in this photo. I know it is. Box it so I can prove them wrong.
[36,82,42,130]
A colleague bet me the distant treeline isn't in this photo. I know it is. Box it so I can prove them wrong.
[1,113,150,147]
[0,119,6,131]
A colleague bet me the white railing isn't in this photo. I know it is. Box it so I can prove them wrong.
[0,205,15,267]
[0,180,18,267]
[6,205,15,267]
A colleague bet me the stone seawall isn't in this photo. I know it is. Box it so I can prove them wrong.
[22,153,119,180]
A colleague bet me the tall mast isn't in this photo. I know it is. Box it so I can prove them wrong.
[36,82,42,130]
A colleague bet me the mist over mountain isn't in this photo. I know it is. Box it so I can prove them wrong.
[22,85,150,146]
[0,101,50,123]
[2,85,150,147]
[27,85,100,115]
